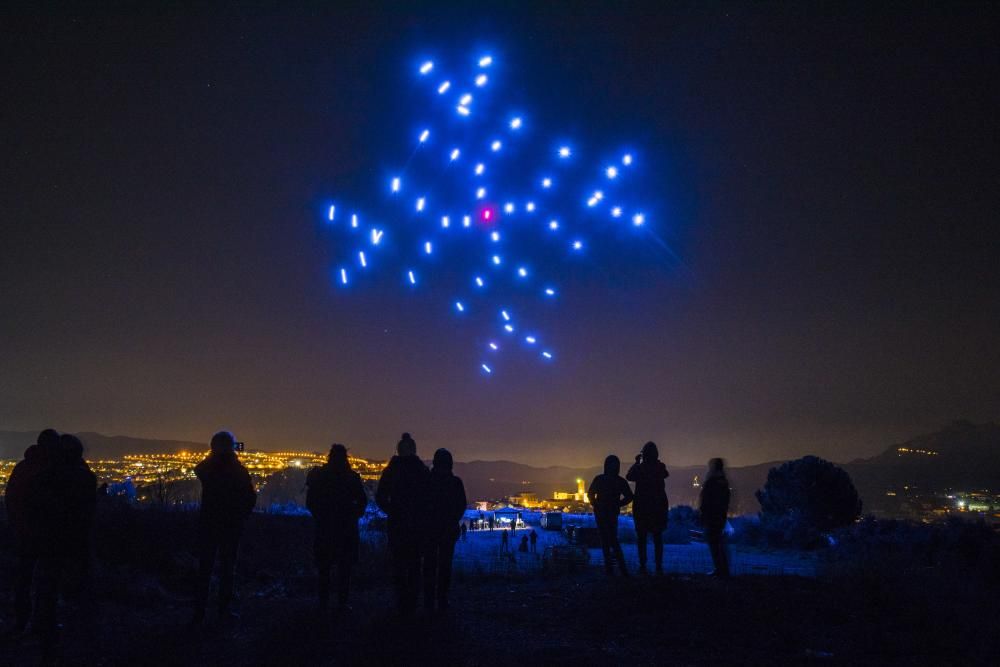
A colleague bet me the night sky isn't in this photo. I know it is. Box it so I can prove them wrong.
[2,3,997,466]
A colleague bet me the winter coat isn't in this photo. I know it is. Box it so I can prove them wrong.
[426,468,467,543]
[306,463,367,563]
[699,473,731,532]
[626,460,670,532]
[375,455,429,537]
[588,473,634,524]
[195,453,256,530]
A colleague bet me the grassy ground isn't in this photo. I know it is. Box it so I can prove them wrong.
[1,508,996,665]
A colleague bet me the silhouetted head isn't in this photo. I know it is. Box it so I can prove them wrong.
[397,432,416,457]
[210,431,237,456]
[641,441,659,462]
[432,448,453,472]
[38,429,60,451]
[60,433,84,464]
[708,458,725,474]
[603,454,620,476]
[328,443,349,471]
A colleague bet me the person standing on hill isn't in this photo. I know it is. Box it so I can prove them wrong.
[192,431,256,624]
[588,455,634,576]
[5,429,60,638]
[56,434,97,595]
[626,441,670,574]
[423,448,466,611]
[699,458,731,578]
[306,444,368,611]
[375,432,429,614]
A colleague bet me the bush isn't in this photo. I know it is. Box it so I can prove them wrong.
[755,455,861,547]
[665,505,698,544]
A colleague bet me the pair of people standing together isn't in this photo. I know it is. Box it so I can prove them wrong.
[588,442,731,577]
[306,433,466,614]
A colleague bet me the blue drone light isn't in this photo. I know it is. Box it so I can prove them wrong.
[323,50,657,375]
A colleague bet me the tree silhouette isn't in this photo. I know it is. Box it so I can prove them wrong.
[756,456,862,543]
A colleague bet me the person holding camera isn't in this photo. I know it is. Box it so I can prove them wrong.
[192,431,256,624]
[626,441,670,574]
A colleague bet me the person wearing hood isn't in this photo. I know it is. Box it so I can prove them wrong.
[699,458,731,577]
[423,448,467,610]
[5,429,60,636]
[588,455,634,576]
[306,443,368,610]
[192,431,256,624]
[375,432,429,613]
[626,441,670,573]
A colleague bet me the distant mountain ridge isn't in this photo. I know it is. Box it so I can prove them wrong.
[3,421,997,514]
[0,431,206,460]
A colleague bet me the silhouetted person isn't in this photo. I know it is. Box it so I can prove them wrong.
[489,515,495,531]
[500,527,509,552]
[700,458,731,578]
[423,448,466,610]
[518,535,529,553]
[375,432,429,613]
[589,455,634,575]
[56,434,97,595]
[306,444,367,610]
[626,441,670,573]
[529,529,538,553]
[192,431,256,624]
[5,429,60,637]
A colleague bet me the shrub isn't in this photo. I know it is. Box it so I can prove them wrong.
[755,455,861,547]
[665,505,698,544]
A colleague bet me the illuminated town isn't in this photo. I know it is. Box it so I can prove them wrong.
[0,450,386,496]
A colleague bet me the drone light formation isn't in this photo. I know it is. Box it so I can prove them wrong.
[323,50,656,375]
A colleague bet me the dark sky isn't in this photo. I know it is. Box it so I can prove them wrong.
[2,2,998,466]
